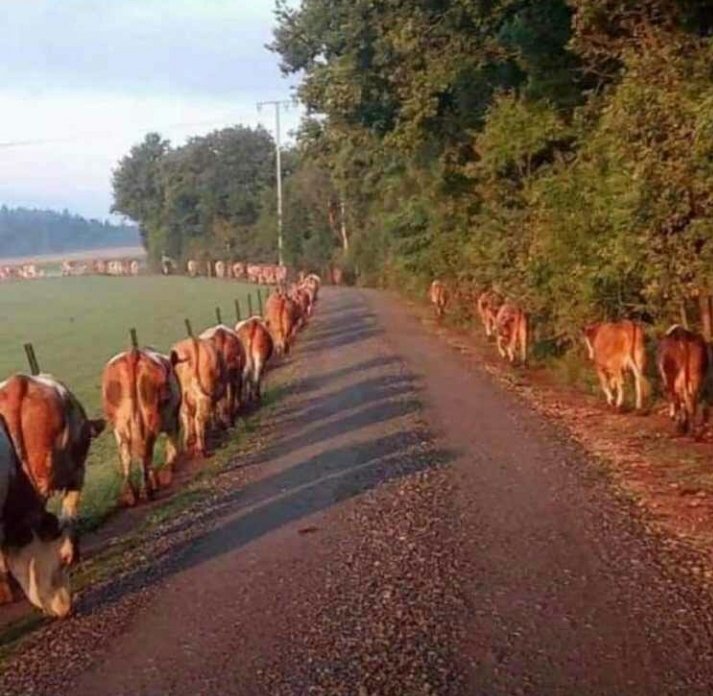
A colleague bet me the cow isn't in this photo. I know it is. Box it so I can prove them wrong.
[61,260,75,277]
[477,290,503,338]
[657,325,709,434]
[290,285,312,328]
[232,262,246,279]
[214,260,227,279]
[101,349,182,505]
[129,259,140,276]
[429,280,449,320]
[0,374,105,558]
[583,320,648,411]
[0,417,75,617]
[267,292,299,355]
[495,302,529,365]
[187,259,199,278]
[93,259,107,275]
[172,337,226,457]
[235,317,274,402]
[199,325,246,428]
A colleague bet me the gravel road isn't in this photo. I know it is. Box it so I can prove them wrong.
[3,287,713,695]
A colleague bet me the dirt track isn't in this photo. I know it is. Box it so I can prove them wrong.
[4,287,713,694]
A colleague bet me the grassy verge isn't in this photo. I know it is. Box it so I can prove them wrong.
[0,275,269,528]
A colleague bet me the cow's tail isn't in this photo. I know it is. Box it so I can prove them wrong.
[128,348,145,458]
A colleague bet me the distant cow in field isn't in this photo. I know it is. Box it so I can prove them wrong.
[214,260,227,279]
[93,259,107,275]
[0,417,75,617]
[429,280,449,320]
[102,349,182,505]
[199,325,246,428]
[495,303,529,365]
[0,374,105,551]
[61,260,75,277]
[235,317,274,402]
[583,320,648,411]
[129,259,140,276]
[232,262,246,279]
[657,325,709,434]
[172,337,226,457]
[187,259,199,277]
[477,290,503,338]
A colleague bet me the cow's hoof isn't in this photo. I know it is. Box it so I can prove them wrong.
[0,576,15,605]
[120,487,137,508]
[157,468,173,489]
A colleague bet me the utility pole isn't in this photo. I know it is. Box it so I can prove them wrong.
[257,99,292,267]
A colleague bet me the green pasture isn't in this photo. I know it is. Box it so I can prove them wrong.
[0,275,268,528]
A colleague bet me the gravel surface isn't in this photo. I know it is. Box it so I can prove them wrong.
[2,287,713,695]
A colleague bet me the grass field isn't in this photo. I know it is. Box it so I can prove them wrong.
[0,275,268,528]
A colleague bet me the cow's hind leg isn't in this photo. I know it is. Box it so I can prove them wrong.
[597,368,614,406]
[115,432,137,507]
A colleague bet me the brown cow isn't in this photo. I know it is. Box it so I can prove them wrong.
[265,292,290,355]
[429,280,449,320]
[0,374,105,539]
[172,337,226,456]
[0,417,75,616]
[657,325,709,434]
[495,303,529,365]
[102,349,182,505]
[199,325,246,428]
[477,290,503,338]
[583,320,648,411]
[235,317,274,402]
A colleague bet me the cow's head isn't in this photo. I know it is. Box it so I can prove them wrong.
[4,511,74,618]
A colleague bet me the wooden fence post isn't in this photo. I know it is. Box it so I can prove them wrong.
[247,294,254,317]
[185,319,194,338]
[235,299,242,323]
[257,289,263,316]
[215,307,222,325]
[130,328,139,349]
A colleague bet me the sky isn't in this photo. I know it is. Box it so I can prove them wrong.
[0,0,302,220]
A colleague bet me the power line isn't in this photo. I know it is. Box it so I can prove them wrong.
[0,116,246,150]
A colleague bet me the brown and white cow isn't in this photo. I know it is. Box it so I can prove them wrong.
[102,349,182,505]
[0,374,105,541]
[0,417,75,617]
[171,337,226,456]
[214,260,227,279]
[199,325,246,428]
[477,290,503,338]
[129,259,140,276]
[187,259,199,277]
[657,325,709,434]
[583,320,648,411]
[235,317,274,402]
[429,280,449,320]
[495,302,529,365]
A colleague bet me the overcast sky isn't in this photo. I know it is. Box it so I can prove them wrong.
[0,0,301,220]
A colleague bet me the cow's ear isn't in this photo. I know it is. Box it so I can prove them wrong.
[89,418,106,438]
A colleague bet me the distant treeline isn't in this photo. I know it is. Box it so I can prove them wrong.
[0,207,140,258]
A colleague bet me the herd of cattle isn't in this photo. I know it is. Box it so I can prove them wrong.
[0,273,322,619]
[183,259,288,285]
[430,280,710,437]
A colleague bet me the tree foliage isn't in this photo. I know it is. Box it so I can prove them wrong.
[270,0,713,337]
